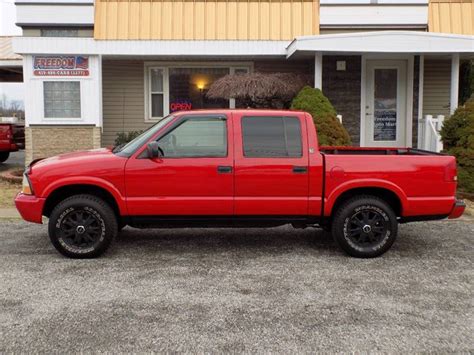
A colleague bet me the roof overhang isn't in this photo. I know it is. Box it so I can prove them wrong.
[287,31,474,58]
[13,37,288,58]
[0,59,22,68]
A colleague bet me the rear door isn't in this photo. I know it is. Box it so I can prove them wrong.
[125,114,234,216]
[233,113,309,215]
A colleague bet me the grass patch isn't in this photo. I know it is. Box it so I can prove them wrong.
[0,180,20,209]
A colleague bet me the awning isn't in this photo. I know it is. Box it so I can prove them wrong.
[286,31,474,58]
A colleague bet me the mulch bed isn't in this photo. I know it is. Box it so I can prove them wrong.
[0,168,23,184]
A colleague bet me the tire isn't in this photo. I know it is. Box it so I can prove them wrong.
[48,194,118,258]
[331,195,398,258]
[0,152,10,163]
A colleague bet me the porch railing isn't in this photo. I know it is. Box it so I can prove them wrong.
[418,114,445,153]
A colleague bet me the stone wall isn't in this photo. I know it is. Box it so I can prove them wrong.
[25,125,101,165]
[321,56,362,145]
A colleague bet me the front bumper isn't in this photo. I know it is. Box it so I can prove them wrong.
[448,199,466,219]
[14,193,45,224]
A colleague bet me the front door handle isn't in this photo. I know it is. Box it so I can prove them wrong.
[217,166,232,174]
[292,166,308,174]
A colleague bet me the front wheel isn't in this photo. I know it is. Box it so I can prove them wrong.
[331,195,398,258]
[48,194,118,258]
[0,152,10,163]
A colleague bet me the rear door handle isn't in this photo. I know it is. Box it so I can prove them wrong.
[217,166,232,174]
[292,166,308,174]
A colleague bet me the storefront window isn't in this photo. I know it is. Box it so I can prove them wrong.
[146,65,250,121]
[168,67,229,113]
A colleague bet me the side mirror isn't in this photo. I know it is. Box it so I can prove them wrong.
[146,141,162,159]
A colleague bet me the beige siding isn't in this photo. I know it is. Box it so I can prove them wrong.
[94,0,319,40]
[102,60,153,147]
[429,0,474,35]
[423,59,451,118]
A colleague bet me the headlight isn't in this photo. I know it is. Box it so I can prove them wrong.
[22,173,33,195]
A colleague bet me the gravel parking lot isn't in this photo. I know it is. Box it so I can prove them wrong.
[0,220,473,353]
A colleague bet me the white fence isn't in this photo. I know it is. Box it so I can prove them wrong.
[418,114,445,152]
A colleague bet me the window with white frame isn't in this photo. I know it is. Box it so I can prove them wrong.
[146,65,250,121]
[150,68,165,118]
[43,81,81,118]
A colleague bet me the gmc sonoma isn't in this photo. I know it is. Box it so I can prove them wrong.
[15,110,465,258]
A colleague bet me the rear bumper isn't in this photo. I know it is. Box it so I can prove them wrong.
[14,193,45,224]
[448,199,466,219]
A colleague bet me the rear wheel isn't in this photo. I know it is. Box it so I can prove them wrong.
[0,152,10,163]
[331,195,398,258]
[48,194,118,258]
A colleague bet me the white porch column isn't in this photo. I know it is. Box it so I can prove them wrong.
[450,53,460,115]
[314,52,323,90]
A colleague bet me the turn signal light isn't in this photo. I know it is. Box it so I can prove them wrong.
[22,174,33,195]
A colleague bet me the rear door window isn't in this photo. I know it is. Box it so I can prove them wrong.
[241,116,302,158]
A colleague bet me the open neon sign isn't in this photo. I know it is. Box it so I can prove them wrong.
[170,100,192,112]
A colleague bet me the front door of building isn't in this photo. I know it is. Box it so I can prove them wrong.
[365,60,407,147]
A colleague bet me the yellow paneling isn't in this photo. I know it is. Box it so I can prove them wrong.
[162,2,173,39]
[94,0,320,40]
[150,1,161,39]
[194,1,205,39]
[428,0,474,35]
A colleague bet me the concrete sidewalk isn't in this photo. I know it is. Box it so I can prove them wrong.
[0,208,21,219]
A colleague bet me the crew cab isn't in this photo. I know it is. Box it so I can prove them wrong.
[0,122,24,163]
[15,110,465,258]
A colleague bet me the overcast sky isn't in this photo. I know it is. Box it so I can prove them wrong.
[0,0,23,106]
[0,0,21,35]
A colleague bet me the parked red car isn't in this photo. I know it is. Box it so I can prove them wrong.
[15,110,465,258]
[0,123,24,163]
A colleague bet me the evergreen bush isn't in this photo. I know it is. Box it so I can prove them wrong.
[291,86,351,146]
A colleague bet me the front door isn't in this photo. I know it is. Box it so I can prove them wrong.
[365,60,407,147]
[125,114,234,216]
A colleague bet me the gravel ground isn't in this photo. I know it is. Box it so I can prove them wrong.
[0,220,473,353]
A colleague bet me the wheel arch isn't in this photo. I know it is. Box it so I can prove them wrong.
[326,181,407,218]
[42,183,125,218]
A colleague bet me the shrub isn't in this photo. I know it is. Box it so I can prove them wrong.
[114,130,144,146]
[291,86,351,146]
[440,98,474,193]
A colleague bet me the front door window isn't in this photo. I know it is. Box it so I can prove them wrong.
[373,69,397,142]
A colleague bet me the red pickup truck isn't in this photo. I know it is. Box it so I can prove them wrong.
[15,110,465,259]
[0,123,24,163]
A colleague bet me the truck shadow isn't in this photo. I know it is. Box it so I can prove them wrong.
[114,225,340,256]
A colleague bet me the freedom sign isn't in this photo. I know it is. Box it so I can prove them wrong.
[33,56,90,76]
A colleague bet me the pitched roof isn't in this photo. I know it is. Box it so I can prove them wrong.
[0,37,22,61]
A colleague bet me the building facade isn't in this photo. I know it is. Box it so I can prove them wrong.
[11,0,474,163]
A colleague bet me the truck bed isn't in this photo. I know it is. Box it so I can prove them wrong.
[320,146,443,156]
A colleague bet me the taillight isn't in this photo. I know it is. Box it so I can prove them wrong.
[444,159,457,182]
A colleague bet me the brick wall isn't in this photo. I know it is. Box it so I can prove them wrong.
[322,56,362,145]
[25,125,101,165]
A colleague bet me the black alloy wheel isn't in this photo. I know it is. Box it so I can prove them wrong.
[48,194,118,258]
[331,195,398,258]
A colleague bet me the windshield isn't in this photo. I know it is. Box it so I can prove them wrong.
[114,115,175,157]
